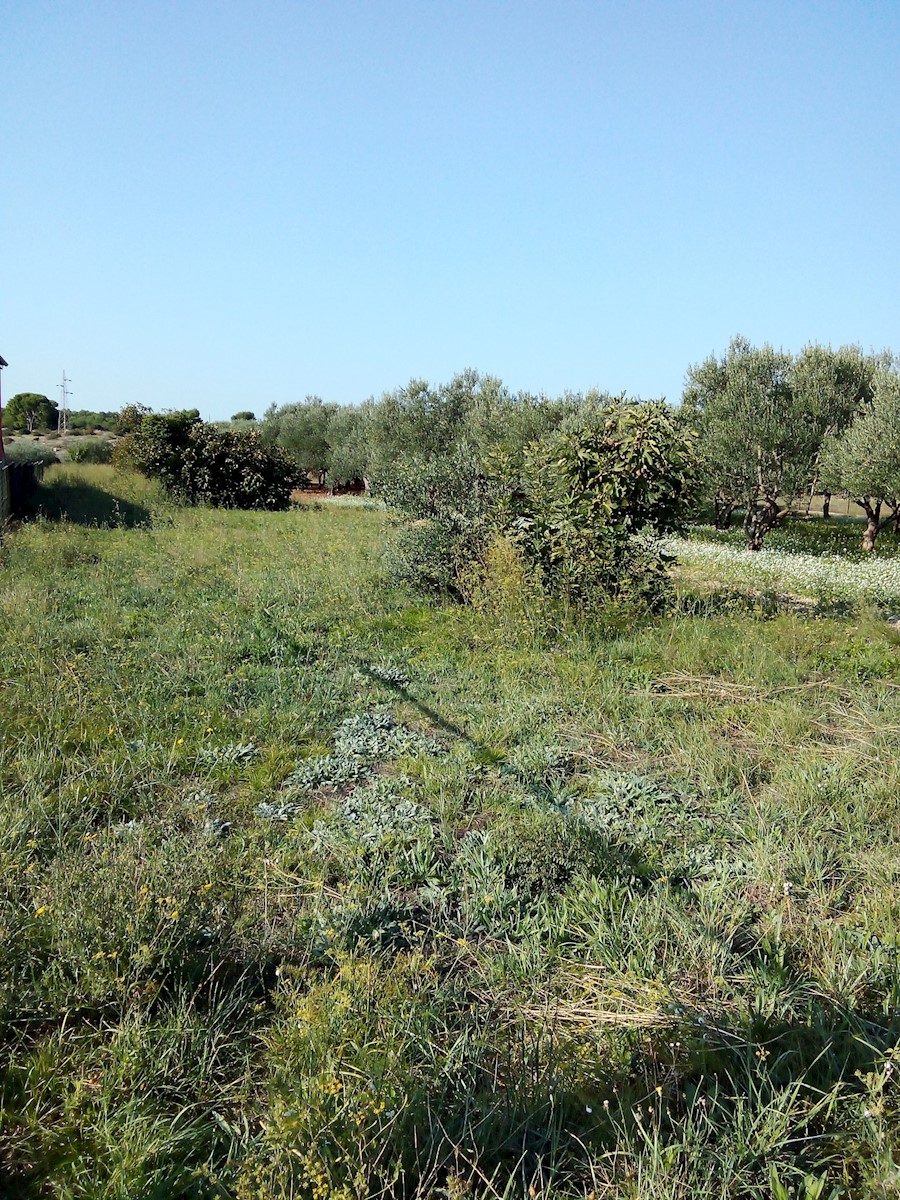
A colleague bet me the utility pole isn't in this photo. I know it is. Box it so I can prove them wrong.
[58,371,71,435]
[0,354,7,466]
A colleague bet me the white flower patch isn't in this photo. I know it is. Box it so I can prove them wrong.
[663,536,900,606]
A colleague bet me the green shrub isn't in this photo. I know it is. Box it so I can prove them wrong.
[378,400,698,609]
[179,424,301,510]
[129,413,301,510]
[111,431,138,472]
[375,446,508,598]
[4,441,58,467]
[383,519,466,597]
[67,437,113,464]
[517,401,699,608]
[131,411,201,490]
[494,810,614,896]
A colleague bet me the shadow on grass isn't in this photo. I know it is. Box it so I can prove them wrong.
[674,585,857,621]
[354,660,573,805]
[30,478,151,528]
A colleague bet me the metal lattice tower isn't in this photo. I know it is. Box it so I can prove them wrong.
[58,371,71,434]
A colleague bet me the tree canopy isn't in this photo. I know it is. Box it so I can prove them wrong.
[5,393,58,433]
[820,370,900,551]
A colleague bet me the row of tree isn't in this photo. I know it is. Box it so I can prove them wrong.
[684,337,899,551]
[255,347,900,553]
[256,373,632,492]
[12,338,899,554]
[2,395,152,435]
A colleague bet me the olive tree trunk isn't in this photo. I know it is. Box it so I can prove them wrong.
[744,498,783,551]
[860,499,884,553]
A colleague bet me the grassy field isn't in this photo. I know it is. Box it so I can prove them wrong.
[3,466,900,1198]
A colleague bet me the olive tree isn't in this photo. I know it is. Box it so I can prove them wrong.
[325,403,371,487]
[820,370,900,552]
[684,337,817,550]
[261,396,337,485]
[789,344,883,517]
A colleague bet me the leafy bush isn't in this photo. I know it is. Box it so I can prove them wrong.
[377,398,697,608]
[130,411,201,491]
[66,437,114,464]
[3,441,58,467]
[130,414,301,510]
[515,401,698,608]
[376,445,506,598]
[110,432,138,472]
[179,424,301,510]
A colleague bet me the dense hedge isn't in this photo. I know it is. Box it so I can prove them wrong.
[128,413,301,510]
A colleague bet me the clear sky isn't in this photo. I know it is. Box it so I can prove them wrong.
[3,0,899,420]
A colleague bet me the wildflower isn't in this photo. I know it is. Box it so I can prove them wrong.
[176,738,184,746]
[35,905,47,917]
[168,909,180,920]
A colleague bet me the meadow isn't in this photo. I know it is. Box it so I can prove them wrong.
[2,465,900,1198]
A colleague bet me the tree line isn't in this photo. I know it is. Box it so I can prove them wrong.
[683,337,900,552]
[2,393,124,434]
[255,344,900,555]
[10,338,899,558]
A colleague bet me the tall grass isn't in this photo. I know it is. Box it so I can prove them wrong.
[1,466,899,1196]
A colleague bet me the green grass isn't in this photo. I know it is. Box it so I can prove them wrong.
[2,466,900,1197]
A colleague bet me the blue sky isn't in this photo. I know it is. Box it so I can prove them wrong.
[3,0,899,420]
